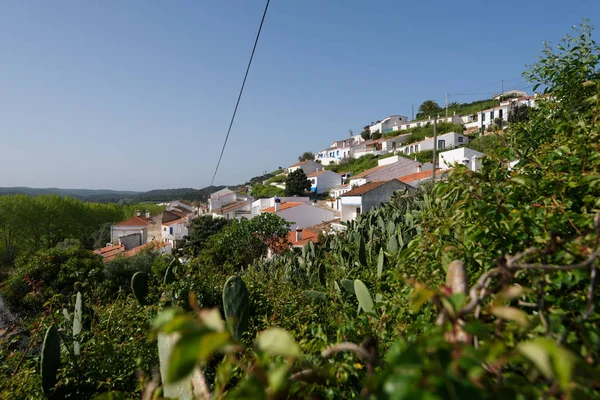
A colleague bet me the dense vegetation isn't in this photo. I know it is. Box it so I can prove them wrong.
[415,99,502,120]
[1,22,600,399]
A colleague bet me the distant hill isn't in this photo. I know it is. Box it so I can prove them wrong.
[0,187,140,203]
[127,186,226,203]
[0,185,227,204]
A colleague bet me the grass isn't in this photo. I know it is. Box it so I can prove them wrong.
[325,155,379,175]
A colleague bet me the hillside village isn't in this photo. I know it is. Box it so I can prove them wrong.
[97,93,539,261]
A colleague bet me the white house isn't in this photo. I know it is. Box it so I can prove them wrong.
[286,160,322,175]
[208,187,253,220]
[438,147,484,171]
[167,200,198,219]
[340,180,412,222]
[369,115,409,134]
[396,132,469,156]
[381,134,411,152]
[327,184,351,211]
[209,188,237,212]
[110,212,151,248]
[162,218,189,248]
[352,138,387,158]
[348,156,422,187]
[306,170,342,194]
[260,199,336,230]
[251,196,310,217]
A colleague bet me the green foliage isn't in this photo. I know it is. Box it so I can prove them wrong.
[399,121,464,144]
[181,214,230,257]
[250,183,285,199]
[466,133,507,155]
[265,174,287,184]
[298,151,315,162]
[325,154,379,175]
[0,247,104,316]
[223,276,250,341]
[398,149,435,164]
[284,169,311,196]
[40,325,61,395]
[417,99,442,118]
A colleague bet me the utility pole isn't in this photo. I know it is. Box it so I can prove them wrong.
[445,94,448,117]
[411,104,414,120]
[502,78,504,97]
[432,118,438,181]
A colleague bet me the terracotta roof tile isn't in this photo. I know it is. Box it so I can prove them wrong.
[163,218,185,226]
[213,201,250,214]
[397,169,437,183]
[113,216,150,227]
[288,229,319,247]
[288,160,312,168]
[261,202,304,213]
[341,181,388,196]
[307,170,335,178]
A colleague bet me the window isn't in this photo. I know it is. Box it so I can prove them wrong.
[458,137,463,143]
[169,227,173,235]
[482,113,486,121]
[356,207,361,215]
[490,111,494,120]
[438,140,446,149]
[163,227,167,231]
[499,109,503,119]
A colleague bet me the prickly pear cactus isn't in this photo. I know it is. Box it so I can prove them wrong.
[131,271,150,305]
[41,325,61,395]
[222,276,250,341]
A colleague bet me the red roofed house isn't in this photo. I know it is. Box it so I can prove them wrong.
[110,211,153,249]
[260,198,336,230]
[288,227,319,248]
[397,169,438,187]
[340,179,412,222]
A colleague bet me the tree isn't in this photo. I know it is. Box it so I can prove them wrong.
[371,130,382,140]
[418,100,442,117]
[360,125,371,140]
[298,152,315,162]
[182,215,231,257]
[284,169,311,196]
[508,103,530,124]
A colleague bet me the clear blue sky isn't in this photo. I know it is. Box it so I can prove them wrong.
[0,1,597,191]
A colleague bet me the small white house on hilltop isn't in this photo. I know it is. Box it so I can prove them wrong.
[348,156,422,187]
[396,132,469,156]
[438,147,484,171]
[369,115,409,134]
[340,180,412,222]
[251,196,310,217]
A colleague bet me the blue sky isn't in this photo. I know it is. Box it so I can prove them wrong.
[0,0,597,191]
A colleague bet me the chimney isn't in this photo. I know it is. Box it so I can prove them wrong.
[274,197,281,212]
[145,211,150,218]
[312,199,317,207]
[136,210,141,217]
[295,227,303,242]
[417,164,422,173]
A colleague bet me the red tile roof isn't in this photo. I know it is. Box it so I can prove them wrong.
[341,181,387,196]
[113,216,150,227]
[122,240,171,258]
[288,229,319,247]
[288,160,313,168]
[397,169,437,183]
[163,218,185,226]
[307,170,336,178]
[93,244,125,262]
[261,202,304,213]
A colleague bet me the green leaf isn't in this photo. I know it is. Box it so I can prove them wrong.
[198,308,225,332]
[518,339,577,392]
[496,285,527,302]
[167,333,203,383]
[256,328,302,359]
[408,285,435,313]
[492,306,529,328]
[377,248,385,278]
[354,279,375,314]
[340,278,355,294]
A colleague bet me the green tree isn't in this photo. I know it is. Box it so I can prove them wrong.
[284,169,311,196]
[182,215,230,257]
[418,100,442,117]
[298,152,315,162]
[507,103,530,124]
[360,125,371,140]
[371,130,382,140]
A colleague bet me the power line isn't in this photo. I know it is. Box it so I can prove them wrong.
[210,0,271,186]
